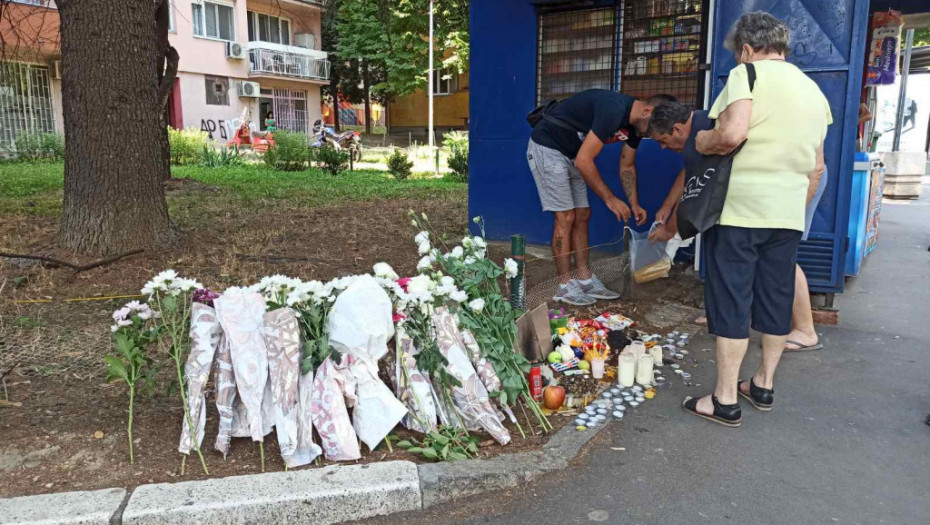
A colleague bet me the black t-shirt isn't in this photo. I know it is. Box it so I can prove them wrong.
[682,110,713,169]
[530,89,641,159]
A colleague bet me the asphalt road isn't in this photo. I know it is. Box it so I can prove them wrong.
[358,187,930,525]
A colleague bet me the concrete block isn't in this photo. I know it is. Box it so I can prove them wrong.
[883,174,923,199]
[0,488,126,525]
[812,309,839,326]
[122,461,421,525]
[419,451,561,509]
[880,151,926,175]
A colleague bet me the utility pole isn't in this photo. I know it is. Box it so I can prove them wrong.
[428,0,435,169]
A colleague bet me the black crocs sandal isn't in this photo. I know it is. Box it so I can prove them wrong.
[682,395,742,427]
[738,379,774,411]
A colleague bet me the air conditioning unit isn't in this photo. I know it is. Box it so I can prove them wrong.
[191,0,203,5]
[226,41,246,60]
[294,33,316,50]
[51,60,62,80]
[237,81,260,98]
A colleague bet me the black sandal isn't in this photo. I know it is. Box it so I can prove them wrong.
[682,395,742,427]
[738,379,774,411]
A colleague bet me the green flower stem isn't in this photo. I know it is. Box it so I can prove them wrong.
[127,384,135,464]
[259,442,265,472]
[155,292,209,476]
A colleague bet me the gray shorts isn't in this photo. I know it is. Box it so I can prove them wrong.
[526,139,589,212]
[802,166,828,241]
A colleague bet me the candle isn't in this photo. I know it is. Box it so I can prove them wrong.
[631,340,646,361]
[650,345,663,366]
[618,353,636,387]
[636,354,654,386]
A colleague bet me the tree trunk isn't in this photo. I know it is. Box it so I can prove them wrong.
[56,0,177,256]
[363,66,372,135]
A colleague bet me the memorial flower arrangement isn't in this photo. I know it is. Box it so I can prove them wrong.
[409,212,552,435]
[142,269,210,474]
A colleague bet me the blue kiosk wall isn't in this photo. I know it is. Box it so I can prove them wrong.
[469,0,872,293]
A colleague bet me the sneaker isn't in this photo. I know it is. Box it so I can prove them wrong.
[553,280,596,306]
[578,275,621,300]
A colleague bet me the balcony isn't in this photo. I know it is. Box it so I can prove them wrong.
[248,43,330,83]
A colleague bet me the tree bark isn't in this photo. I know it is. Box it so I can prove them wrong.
[363,65,372,135]
[56,0,177,256]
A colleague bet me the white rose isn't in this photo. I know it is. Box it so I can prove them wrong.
[504,258,519,279]
[418,241,431,255]
[468,298,485,313]
[450,289,468,303]
[414,231,430,245]
[464,256,476,265]
[417,255,433,271]
[450,246,464,259]
[373,262,399,280]
[472,237,487,249]
[462,237,474,248]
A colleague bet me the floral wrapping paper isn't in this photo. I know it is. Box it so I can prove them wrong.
[261,308,303,466]
[179,303,223,455]
[461,328,503,394]
[215,289,269,443]
[212,330,238,456]
[394,329,439,433]
[310,356,361,461]
[432,307,511,445]
[294,369,323,466]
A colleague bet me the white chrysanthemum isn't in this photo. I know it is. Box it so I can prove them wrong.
[468,298,485,313]
[504,258,519,279]
[450,289,468,303]
[373,262,399,280]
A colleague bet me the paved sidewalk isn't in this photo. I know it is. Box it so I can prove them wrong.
[358,190,930,525]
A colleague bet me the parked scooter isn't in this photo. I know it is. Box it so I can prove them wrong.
[312,120,362,162]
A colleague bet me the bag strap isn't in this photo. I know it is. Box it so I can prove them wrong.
[543,113,583,133]
[746,62,756,92]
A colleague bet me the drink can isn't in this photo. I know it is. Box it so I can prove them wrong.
[528,365,543,401]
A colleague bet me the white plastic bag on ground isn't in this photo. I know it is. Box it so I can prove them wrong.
[327,275,407,450]
[629,224,672,284]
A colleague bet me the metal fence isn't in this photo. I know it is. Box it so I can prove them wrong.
[0,62,56,151]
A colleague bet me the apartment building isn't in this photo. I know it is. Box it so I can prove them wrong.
[0,0,329,150]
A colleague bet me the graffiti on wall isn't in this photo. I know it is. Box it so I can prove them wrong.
[200,119,228,140]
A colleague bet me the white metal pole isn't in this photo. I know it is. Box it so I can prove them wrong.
[892,28,915,152]
[428,0,435,156]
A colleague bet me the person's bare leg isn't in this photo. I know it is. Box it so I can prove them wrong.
[740,333,787,396]
[694,336,749,414]
[785,265,818,349]
[553,210,575,284]
[572,207,592,280]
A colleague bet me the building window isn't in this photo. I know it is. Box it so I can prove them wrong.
[433,69,458,96]
[247,11,291,45]
[0,63,55,151]
[192,1,235,41]
[205,75,229,105]
[168,0,176,33]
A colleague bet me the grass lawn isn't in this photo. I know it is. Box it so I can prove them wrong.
[0,162,465,217]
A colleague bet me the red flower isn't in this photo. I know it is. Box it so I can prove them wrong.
[397,277,411,292]
[392,313,406,323]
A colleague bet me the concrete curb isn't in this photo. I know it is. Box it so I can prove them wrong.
[0,487,126,525]
[2,421,607,524]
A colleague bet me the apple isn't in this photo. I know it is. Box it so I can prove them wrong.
[543,385,566,410]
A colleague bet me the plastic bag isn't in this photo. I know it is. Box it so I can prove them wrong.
[629,224,671,284]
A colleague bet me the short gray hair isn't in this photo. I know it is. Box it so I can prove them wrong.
[724,12,791,56]
[647,102,692,136]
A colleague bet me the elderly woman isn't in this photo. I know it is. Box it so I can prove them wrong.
[684,12,831,426]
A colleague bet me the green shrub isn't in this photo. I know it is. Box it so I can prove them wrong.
[386,148,414,181]
[442,130,468,153]
[447,147,468,183]
[314,144,350,176]
[14,131,65,161]
[168,126,209,166]
[264,130,308,171]
[200,144,242,168]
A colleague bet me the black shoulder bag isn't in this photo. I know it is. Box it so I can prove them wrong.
[676,63,756,240]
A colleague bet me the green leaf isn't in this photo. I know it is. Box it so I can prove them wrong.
[408,447,425,454]
[104,356,129,382]
[441,444,450,459]
[395,440,414,449]
[421,448,439,459]
[448,451,468,461]
[467,442,478,454]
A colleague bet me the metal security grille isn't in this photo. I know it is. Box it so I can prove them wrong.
[272,88,308,135]
[620,0,706,107]
[536,7,619,104]
[0,63,55,151]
